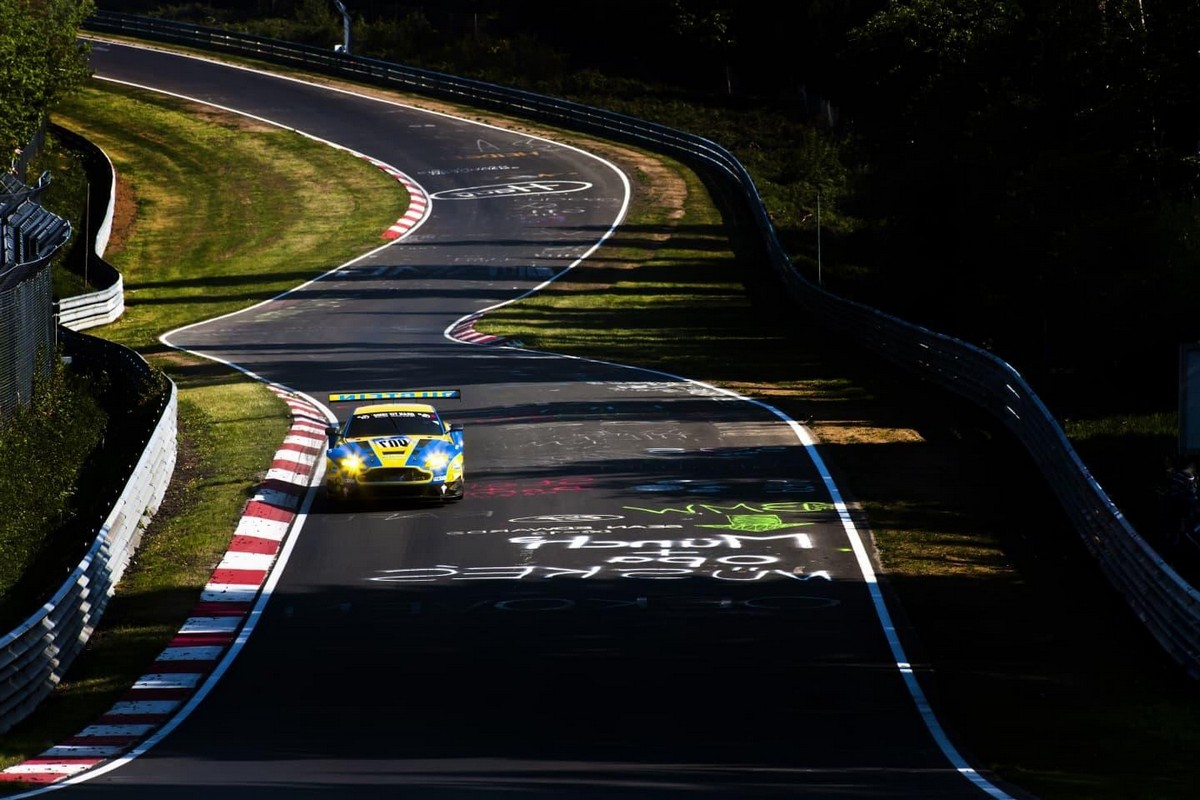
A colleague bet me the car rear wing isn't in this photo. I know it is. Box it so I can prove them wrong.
[328,389,461,403]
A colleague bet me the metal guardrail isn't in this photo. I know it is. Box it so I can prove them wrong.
[0,331,176,734]
[57,277,124,330]
[79,11,1200,676]
[51,123,125,331]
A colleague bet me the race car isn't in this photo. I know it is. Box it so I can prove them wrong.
[324,389,464,504]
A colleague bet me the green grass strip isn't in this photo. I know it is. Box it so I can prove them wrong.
[56,84,408,351]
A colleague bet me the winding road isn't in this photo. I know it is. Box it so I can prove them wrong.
[8,39,1029,799]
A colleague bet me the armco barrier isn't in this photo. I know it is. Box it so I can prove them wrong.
[78,13,1200,675]
[0,330,176,734]
[51,123,124,331]
[56,276,124,330]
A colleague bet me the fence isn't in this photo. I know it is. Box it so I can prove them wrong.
[9,120,45,182]
[78,11,1200,676]
[0,167,70,418]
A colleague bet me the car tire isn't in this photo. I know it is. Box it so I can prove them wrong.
[326,480,356,508]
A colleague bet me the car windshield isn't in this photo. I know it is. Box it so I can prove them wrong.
[344,410,444,438]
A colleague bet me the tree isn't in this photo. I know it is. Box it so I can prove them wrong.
[669,0,738,95]
[0,0,95,157]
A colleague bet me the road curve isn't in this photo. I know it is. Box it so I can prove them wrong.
[9,40,1029,800]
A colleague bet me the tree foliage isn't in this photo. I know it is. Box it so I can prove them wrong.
[0,0,95,154]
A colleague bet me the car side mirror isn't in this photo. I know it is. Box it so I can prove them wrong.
[449,423,463,432]
[326,425,340,444]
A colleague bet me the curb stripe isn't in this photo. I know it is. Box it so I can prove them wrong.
[199,585,262,602]
[216,551,276,570]
[277,441,322,457]
[93,714,168,726]
[447,312,510,346]
[208,568,267,586]
[168,633,237,646]
[147,660,218,673]
[232,516,289,540]
[155,645,225,660]
[357,155,429,241]
[60,738,140,749]
[242,500,296,523]
[226,535,282,555]
[77,725,155,737]
[254,482,306,506]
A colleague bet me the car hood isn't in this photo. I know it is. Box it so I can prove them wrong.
[342,435,454,466]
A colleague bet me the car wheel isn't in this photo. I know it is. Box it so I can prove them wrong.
[327,480,356,508]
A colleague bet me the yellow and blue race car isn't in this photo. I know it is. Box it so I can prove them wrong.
[324,390,464,504]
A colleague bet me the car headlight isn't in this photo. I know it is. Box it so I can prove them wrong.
[340,454,364,474]
[424,451,450,470]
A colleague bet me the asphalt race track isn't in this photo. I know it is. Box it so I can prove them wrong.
[25,39,1031,799]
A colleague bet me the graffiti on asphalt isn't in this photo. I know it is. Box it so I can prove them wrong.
[385,501,833,583]
[473,477,594,497]
[431,180,591,200]
[623,501,835,516]
[369,564,832,582]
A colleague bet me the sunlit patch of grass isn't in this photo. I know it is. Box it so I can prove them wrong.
[52,83,409,352]
[869,502,1016,579]
[1063,411,1176,441]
